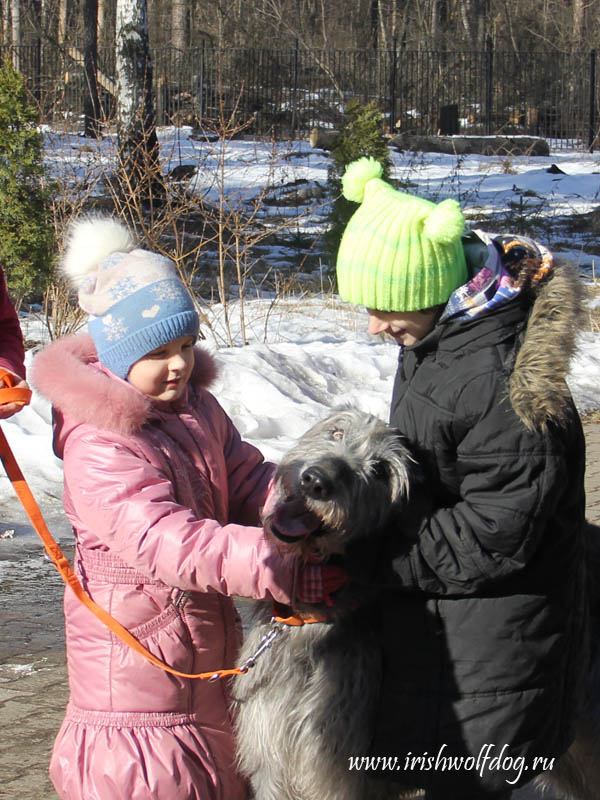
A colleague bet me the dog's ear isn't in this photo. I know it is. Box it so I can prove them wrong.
[384,434,417,506]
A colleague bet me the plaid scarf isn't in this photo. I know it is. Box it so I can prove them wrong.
[441,230,553,322]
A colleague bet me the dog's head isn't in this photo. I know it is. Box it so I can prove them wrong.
[264,410,415,559]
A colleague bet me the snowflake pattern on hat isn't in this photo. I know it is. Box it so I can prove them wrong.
[151,281,188,302]
[102,314,129,341]
[109,276,141,302]
[100,252,127,272]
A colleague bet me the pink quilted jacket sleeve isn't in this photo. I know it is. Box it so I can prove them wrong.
[63,430,295,603]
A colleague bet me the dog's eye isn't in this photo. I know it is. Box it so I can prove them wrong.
[371,461,389,480]
[331,429,344,440]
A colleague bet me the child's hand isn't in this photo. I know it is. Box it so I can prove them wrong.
[0,372,30,419]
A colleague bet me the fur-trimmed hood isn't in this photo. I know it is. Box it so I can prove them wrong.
[509,259,585,431]
[30,334,218,439]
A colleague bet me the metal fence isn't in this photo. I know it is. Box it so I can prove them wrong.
[3,40,598,149]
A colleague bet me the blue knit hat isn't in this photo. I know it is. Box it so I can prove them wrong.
[61,216,199,379]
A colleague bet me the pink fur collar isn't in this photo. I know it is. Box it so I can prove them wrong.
[30,334,218,436]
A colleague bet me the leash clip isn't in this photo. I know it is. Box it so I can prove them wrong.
[238,621,285,673]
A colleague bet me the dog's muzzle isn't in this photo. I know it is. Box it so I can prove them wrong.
[265,497,323,543]
[300,466,333,500]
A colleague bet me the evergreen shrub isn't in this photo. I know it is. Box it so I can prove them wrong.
[325,100,392,273]
[0,60,55,306]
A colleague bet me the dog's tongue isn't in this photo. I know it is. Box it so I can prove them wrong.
[271,498,321,539]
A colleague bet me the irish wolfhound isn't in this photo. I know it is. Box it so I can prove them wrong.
[232,409,419,800]
[533,522,600,800]
[232,410,600,800]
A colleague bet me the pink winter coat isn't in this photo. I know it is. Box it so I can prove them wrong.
[31,335,295,800]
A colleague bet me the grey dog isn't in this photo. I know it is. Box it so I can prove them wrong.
[232,409,418,800]
[232,409,600,800]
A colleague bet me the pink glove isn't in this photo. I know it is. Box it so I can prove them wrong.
[297,563,347,607]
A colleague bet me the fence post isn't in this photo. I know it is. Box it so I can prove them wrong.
[291,39,299,138]
[389,36,397,135]
[589,49,596,152]
[35,38,42,108]
[485,35,493,136]
[198,39,205,123]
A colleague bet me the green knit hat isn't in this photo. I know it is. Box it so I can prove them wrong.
[336,158,468,312]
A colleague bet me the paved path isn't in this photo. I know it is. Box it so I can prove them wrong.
[1,423,599,799]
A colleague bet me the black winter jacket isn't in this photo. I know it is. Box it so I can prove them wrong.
[371,241,587,796]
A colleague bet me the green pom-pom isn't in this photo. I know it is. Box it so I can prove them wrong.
[341,157,384,203]
[423,198,465,244]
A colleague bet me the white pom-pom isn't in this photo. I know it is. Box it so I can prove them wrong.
[341,157,384,203]
[61,216,137,288]
[423,199,465,245]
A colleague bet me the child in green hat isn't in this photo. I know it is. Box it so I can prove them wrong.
[336,157,587,799]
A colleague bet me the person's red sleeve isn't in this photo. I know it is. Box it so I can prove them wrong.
[0,269,25,379]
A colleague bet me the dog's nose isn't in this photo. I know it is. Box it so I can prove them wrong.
[300,467,332,500]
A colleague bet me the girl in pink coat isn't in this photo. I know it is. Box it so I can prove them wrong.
[31,217,298,800]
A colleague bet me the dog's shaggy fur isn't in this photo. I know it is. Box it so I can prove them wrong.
[232,410,418,800]
[533,521,600,800]
[232,409,600,800]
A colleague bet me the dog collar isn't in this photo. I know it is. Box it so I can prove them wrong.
[272,601,329,626]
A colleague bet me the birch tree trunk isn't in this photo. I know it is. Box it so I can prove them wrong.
[58,0,67,44]
[2,2,10,46]
[171,0,187,78]
[10,0,20,69]
[115,0,162,207]
[573,0,585,50]
[172,0,187,52]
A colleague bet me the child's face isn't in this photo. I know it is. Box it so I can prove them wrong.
[127,336,195,402]
[367,308,438,346]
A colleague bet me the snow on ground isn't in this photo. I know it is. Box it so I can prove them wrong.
[2,129,600,541]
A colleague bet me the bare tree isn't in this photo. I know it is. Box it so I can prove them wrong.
[115,0,162,209]
[2,1,10,45]
[172,0,187,52]
[58,0,67,43]
[370,0,378,48]
[458,0,487,50]
[431,0,448,49]
[98,0,106,32]
[573,0,586,49]
[10,0,21,68]
[98,0,114,47]
[83,0,101,137]
[257,0,346,97]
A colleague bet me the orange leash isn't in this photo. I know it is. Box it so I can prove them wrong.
[0,369,32,405]
[0,377,270,682]
[271,601,328,626]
